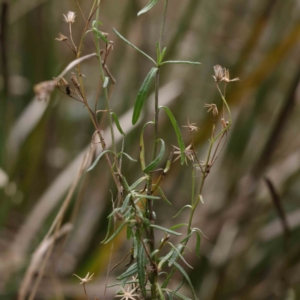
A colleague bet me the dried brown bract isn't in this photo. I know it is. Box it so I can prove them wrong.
[204,103,218,116]
[34,80,56,101]
[55,33,68,41]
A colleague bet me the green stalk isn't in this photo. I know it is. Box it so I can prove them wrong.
[146,2,169,298]
[94,2,116,154]
[216,83,232,122]
[158,0,169,51]
[162,140,214,289]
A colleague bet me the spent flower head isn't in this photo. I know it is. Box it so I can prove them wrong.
[213,65,240,83]
[173,144,194,165]
[73,272,94,285]
[204,103,218,116]
[182,118,199,132]
[63,11,76,24]
[115,285,139,300]
[55,33,68,41]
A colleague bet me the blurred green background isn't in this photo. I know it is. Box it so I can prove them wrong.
[1,0,300,299]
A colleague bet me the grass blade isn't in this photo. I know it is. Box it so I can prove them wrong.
[113,28,156,65]
[159,106,185,164]
[132,68,158,124]
[87,150,115,172]
[150,224,182,236]
[111,112,125,136]
[172,261,198,300]
[143,139,165,172]
[137,0,159,16]
[160,60,201,66]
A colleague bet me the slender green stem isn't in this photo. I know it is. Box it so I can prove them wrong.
[159,0,169,51]
[162,140,214,289]
[216,83,232,122]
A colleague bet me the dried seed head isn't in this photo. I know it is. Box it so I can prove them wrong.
[55,33,68,41]
[213,65,240,83]
[204,103,218,116]
[182,118,199,132]
[63,11,76,24]
[34,80,56,101]
[213,65,225,82]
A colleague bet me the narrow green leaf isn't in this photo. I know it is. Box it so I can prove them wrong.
[172,291,192,300]
[92,20,103,27]
[137,0,159,16]
[113,28,156,65]
[140,121,154,170]
[104,221,126,244]
[122,176,131,192]
[160,60,201,66]
[87,150,115,171]
[127,225,132,239]
[92,27,109,44]
[129,176,148,190]
[159,47,167,64]
[156,42,160,63]
[117,263,137,280]
[166,291,174,300]
[117,152,137,162]
[101,215,113,243]
[173,205,192,218]
[110,112,125,136]
[172,261,198,300]
[121,193,132,213]
[143,139,165,172]
[132,68,158,124]
[137,240,147,297]
[193,230,201,258]
[158,249,174,270]
[150,224,182,236]
[133,192,160,200]
[170,223,188,230]
[156,283,166,300]
[157,186,172,205]
[159,106,185,165]
[168,243,193,269]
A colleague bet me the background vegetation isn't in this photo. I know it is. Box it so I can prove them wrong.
[1,0,300,299]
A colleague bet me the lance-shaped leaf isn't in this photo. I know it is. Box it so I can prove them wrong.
[92,27,109,44]
[103,220,127,244]
[160,60,201,66]
[138,0,159,16]
[117,263,137,280]
[150,224,182,236]
[111,112,125,136]
[87,149,115,172]
[172,261,198,300]
[143,139,165,172]
[137,240,147,297]
[159,106,185,164]
[140,121,154,170]
[113,28,156,65]
[156,283,166,300]
[132,68,158,124]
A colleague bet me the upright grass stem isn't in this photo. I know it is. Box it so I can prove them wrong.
[145,2,169,298]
